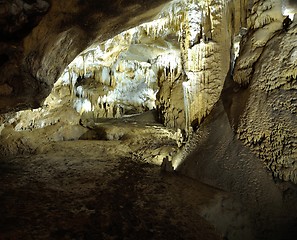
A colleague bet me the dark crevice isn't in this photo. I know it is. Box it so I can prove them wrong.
[0,54,9,67]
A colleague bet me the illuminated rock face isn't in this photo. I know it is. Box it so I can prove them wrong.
[181,0,231,129]
[225,0,297,184]
[236,23,297,183]
[0,0,253,129]
[282,0,297,20]
[1,0,297,186]
[0,0,172,112]
[49,0,249,131]
[53,7,183,126]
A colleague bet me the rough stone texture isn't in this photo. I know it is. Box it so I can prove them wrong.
[233,0,284,85]
[45,0,187,130]
[173,1,297,239]
[0,126,225,240]
[1,1,297,239]
[157,74,185,129]
[237,25,297,184]
[0,107,86,156]
[181,0,232,129]
[228,0,297,184]
[47,0,252,132]
[0,0,254,131]
[0,0,50,37]
[0,0,171,113]
[177,100,297,240]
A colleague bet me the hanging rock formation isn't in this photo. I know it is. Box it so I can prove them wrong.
[1,0,297,185]
[0,0,171,113]
[1,1,297,239]
[40,0,251,133]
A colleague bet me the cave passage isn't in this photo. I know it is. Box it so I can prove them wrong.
[0,119,248,240]
[1,0,297,239]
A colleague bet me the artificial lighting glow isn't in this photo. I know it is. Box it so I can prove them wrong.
[156,52,181,72]
[74,98,92,114]
[282,0,296,21]
[171,150,184,170]
[283,9,295,20]
[51,0,221,126]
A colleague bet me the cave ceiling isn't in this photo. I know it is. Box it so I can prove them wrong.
[1,0,297,186]
[0,0,172,113]
[1,2,297,238]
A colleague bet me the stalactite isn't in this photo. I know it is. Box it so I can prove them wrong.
[182,81,190,133]
[50,0,253,129]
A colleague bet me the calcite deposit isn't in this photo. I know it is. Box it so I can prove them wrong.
[39,0,250,133]
[0,0,297,192]
[1,0,297,239]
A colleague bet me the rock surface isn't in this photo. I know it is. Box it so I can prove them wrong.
[0,0,171,112]
[1,1,297,239]
[0,120,246,240]
[177,100,297,240]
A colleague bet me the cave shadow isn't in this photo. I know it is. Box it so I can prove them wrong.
[175,74,297,240]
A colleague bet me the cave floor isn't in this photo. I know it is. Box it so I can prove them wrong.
[0,121,227,240]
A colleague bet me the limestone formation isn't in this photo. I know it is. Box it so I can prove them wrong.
[237,24,297,184]
[1,0,297,183]
[40,0,250,133]
[1,1,297,239]
[0,0,172,112]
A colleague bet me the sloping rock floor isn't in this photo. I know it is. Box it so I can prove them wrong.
[0,120,239,240]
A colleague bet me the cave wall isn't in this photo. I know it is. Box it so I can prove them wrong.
[45,0,252,132]
[1,0,297,198]
[173,0,297,186]
[176,100,290,240]
[176,0,297,238]
[1,1,297,238]
[233,0,297,184]
[0,0,171,113]
[0,0,252,132]
[236,27,297,184]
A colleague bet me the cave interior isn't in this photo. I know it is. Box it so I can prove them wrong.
[1,0,297,239]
